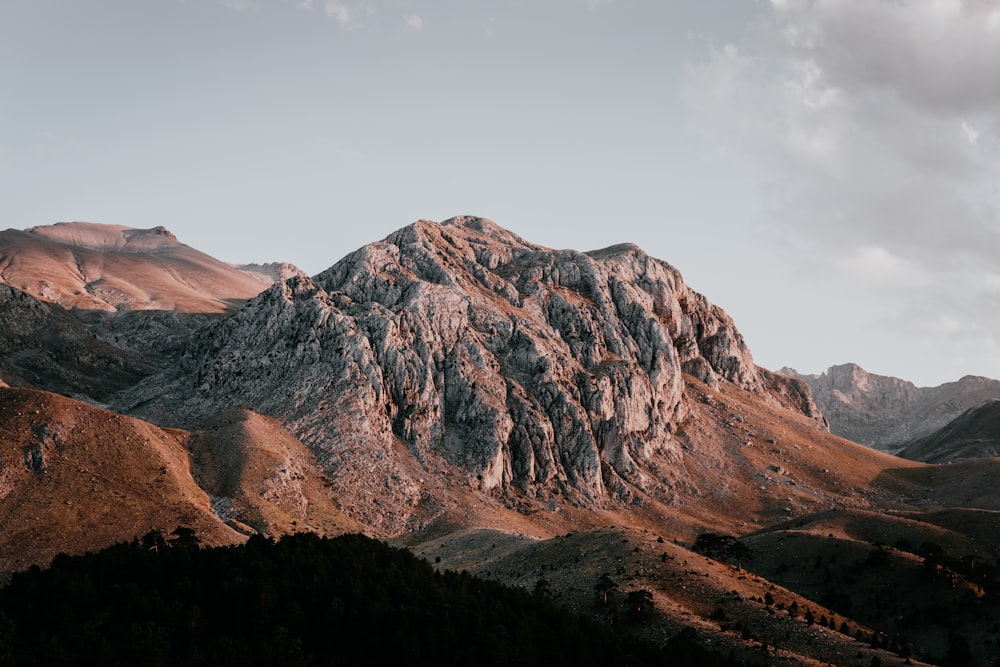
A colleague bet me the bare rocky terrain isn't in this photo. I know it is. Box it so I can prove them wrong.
[1,218,998,665]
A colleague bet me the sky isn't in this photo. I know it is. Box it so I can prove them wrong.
[3,0,1000,387]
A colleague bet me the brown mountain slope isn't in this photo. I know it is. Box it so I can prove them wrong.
[0,387,242,575]
[412,525,924,667]
[187,407,366,537]
[740,506,1000,664]
[0,222,274,314]
[896,399,1000,463]
[0,387,367,577]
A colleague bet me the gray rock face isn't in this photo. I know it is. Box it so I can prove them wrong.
[783,363,1000,451]
[119,217,823,531]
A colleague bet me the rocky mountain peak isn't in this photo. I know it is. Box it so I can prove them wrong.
[119,217,823,532]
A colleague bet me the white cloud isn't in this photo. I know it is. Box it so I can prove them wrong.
[324,1,374,28]
[404,14,423,30]
[679,43,750,113]
[683,0,1000,381]
[961,120,980,145]
[835,246,929,289]
[684,0,1000,264]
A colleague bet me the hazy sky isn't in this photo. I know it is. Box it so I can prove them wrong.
[4,0,1000,387]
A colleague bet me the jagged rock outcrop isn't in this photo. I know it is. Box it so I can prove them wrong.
[238,262,308,283]
[783,363,1000,451]
[118,217,823,532]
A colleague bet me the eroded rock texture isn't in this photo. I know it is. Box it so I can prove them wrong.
[119,217,821,531]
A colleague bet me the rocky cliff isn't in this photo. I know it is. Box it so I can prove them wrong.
[118,217,823,532]
[783,363,1000,451]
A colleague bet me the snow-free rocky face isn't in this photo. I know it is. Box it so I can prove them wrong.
[117,217,821,532]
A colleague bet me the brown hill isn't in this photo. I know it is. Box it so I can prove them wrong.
[0,387,241,575]
[410,525,926,666]
[187,407,365,537]
[0,222,275,314]
[740,505,1000,664]
[0,387,363,578]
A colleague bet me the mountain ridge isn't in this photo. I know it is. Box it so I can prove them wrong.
[0,222,281,314]
[781,362,1000,451]
[897,398,1000,463]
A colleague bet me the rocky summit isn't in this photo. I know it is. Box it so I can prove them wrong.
[117,217,822,531]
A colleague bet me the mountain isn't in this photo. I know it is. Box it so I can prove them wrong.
[896,399,1000,463]
[5,217,1000,664]
[0,222,303,401]
[782,363,1000,451]
[115,216,829,533]
[0,222,276,314]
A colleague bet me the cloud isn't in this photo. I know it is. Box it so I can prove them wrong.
[684,0,1000,264]
[404,14,422,30]
[323,0,374,28]
[962,120,980,146]
[683,0,1000,380]
[834,245,930,289]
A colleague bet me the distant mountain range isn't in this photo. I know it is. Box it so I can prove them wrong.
[781,363,1000,455]
[2,218,999,664]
